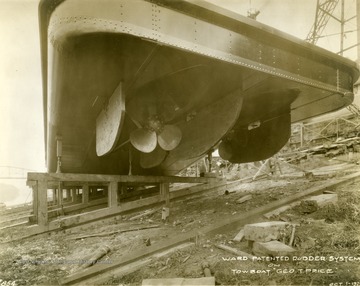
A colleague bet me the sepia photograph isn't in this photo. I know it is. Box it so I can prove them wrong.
[0,0,359,285]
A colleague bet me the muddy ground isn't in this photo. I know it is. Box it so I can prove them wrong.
[0,154,359,286]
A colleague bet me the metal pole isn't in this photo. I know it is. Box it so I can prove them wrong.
[340,0,345,55]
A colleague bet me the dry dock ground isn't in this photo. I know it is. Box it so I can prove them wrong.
[0,155,360,286]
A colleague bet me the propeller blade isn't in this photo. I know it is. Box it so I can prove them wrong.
[130,128,157,153]
[157,125,182,151]
[140,145,167,169]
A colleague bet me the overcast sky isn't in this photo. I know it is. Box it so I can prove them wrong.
[0,0,358,205]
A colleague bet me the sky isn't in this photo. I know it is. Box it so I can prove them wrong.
[0,0,358,205]
[0,0,43,170]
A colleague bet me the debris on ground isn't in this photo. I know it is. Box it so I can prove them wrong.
[1,155,360,285]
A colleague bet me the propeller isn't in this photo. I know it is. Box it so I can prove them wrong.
[158,125,182,151]
[127,65,210,156]
[129,114,182,153]
[140,145,167,168]
[129,128,157,153]
[124,65,211,169]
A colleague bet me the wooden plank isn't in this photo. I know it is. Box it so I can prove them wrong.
[77,243,195,286]
[10,188,180,237]
[48,197,75,211]
[7,170,360,245]
[120,196,162,212]
[64,171,333,285]
[0,177,244,237]
[73,225,160,240]
[129,208,160,221]
[46,181,108,188]
[46,195,162,230]
[170,180,225,200]
[61,234,198,285]
[0,214,32,225]
[60,172,360,285]
[21,197,159,237]
[0,221,29,231]
[27,172,219,184]
[47,197,108,218]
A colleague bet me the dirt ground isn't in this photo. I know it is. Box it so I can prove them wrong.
[0,154,360,286]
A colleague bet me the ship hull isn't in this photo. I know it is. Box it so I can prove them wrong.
[39,0,358,175]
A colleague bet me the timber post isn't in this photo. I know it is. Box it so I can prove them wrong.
[52,189,57,205]
[160,182,170,221]
[37,180,48,226]
[54,188,58,205]
[108,181,118,208]
[66,189,71,201]
[71,188,76,203]
[82,183,89,204]
[57,182,63,206]
[25,172,217,231]
[31,182,38,223]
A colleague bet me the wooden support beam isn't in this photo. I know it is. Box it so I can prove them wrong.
[9,171,360,242]
[160,183,170,221]
[170,180,225,200]
[66,189,71,201]
[45,195,162,231]
[71,189,76,203]
[160,183,170,207]
[47,197,108,219]
[52,189,57,205]
[32,183,38,223]
[27,172,218,184]
[82,183,89,204]
[37,180,48,226]
[57,183,63,206]
[108,182,118,208]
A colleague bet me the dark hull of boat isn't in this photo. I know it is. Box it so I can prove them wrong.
[39,0,358,175]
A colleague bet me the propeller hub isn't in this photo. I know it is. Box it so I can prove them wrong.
[146,115,164,133]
